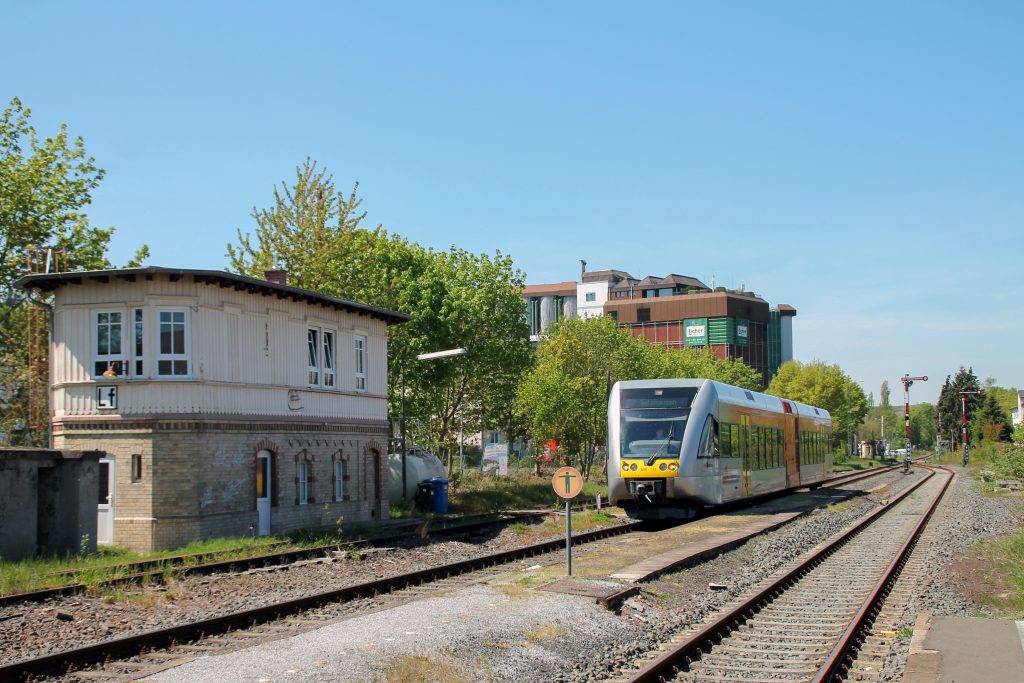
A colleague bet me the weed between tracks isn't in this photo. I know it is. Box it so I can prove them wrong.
[378,652,475,683]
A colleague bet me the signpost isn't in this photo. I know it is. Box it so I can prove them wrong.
[552,466,583,575]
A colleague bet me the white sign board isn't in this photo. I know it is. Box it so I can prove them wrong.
[685,324,706,339]
[482,443,509,475]
[97,385,118,409]
[737,324,748,339]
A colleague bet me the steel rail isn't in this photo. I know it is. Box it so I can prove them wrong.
[0,509,561,608]
[812,465,953,682]
[0,521,640,681]
[627,467,938,683]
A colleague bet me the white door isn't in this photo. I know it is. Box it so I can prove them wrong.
[97,457,115,545]
[256,451,271,536]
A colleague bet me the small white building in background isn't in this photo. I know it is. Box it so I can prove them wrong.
[16,266,410,551]
[1013,390,1024,427]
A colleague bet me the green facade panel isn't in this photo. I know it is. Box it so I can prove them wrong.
[707,317,750,345]
[684,318,708,346]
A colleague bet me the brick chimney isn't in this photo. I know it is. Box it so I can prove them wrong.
[263,269,288,286]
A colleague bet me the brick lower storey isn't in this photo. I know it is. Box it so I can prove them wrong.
[55,418,390,551]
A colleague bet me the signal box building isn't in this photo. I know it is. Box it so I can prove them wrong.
[16,267,409,551]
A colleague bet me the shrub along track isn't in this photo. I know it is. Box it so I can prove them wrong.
[619,465,952,683]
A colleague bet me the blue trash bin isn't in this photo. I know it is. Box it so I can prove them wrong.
[428,477,449,514]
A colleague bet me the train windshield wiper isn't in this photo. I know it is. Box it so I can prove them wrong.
[647,421,674,466]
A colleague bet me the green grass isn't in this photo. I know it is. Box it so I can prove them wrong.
[969,530,1024,618]
[833,457,888,472]
[0,533,337,596]
[447,471,605,515]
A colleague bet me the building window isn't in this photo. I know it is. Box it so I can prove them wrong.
[527,298,541,335]
[642,289,654,298]
[307,328,320,386]
[157,310,189,376]
[552,296,563,322]
[306,327,338,389]
[322,330,336,388]
[298,461,309,504]
[95,311,126,377]
[133,308,144,376]
[585,292,596,302]
[637,307,651,322]
[658,288,673,297]
[131,454,142,482]
[334,460,343,501]
[608,311,618,322]
[354,335,367,391]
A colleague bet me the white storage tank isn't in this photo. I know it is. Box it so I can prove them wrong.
[387,449,447,503]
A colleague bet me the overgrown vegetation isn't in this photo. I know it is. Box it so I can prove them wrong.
[377,653,473,683]
[965,532,1024,619]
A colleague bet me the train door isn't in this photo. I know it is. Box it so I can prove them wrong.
[97,455,115,546]
[782,402,799,488]
[740,414,751,496]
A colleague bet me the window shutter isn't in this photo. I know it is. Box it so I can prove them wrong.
[271,454,279,507]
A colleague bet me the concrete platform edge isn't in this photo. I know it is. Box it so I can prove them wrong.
[904,612,940,683]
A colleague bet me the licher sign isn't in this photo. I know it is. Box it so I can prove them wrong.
[684,318,708,346]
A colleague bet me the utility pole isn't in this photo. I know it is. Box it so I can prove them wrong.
[900,374,928,472]
[959,389,983,466]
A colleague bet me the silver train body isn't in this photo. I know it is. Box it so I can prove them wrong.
[608,378,833,520]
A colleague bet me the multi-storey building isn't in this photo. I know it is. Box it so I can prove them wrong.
[16,267,409,551]
[523,265,796,386]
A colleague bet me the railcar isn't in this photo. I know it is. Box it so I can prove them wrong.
[607,378,832,520]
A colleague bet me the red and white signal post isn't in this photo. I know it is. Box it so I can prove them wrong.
[900,374,927,471]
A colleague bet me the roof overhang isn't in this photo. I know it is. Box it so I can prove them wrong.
[14,267,413,325]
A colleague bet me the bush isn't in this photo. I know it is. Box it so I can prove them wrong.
[990,446,1024,481]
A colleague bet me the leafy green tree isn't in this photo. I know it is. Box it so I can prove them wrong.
[226,160,532,466]
[909,403,937,447]
[973,391,1010,442]
[0,97,146,444]
[766,360,868,449]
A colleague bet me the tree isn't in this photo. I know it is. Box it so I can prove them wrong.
[973,391,1010,442]
[516,316,763,479]
[766,360,868,449]
[935,366,982,448]
[0,97,146,444]
[226,160,533,466]
[909,403,937,447]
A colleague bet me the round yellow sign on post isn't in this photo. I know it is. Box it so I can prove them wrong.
[552,466,583,499]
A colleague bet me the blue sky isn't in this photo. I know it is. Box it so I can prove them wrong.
[6,1,1021,404]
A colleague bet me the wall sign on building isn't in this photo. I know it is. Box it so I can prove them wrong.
[684,318,708,346]
[96,386,117,409]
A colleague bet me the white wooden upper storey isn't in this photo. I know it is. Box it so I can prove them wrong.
[16,267,411,422]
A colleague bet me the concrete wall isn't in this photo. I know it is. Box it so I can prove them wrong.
[0,449,102,560]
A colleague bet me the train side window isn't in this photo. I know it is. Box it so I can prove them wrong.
[720,423,732,457]
[697,415,715,458]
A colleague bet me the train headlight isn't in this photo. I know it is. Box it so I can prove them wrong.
[659,463,667,471]
[669,463,678,471]
[630,464,638,471]
[622,463,629,472]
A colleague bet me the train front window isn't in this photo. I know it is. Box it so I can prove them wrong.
[619,387,697,462]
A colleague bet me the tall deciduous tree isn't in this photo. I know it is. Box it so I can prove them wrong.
[0,97,146,444]
[766,360,868,449]
[226,160,532,465]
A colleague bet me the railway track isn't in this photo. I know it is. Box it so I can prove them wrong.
[623,464,952,682]
[0,508,592,608]
[0,519,640,681]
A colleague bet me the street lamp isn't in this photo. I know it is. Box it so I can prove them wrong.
[401,347,467,502]
[959,389,983,466]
